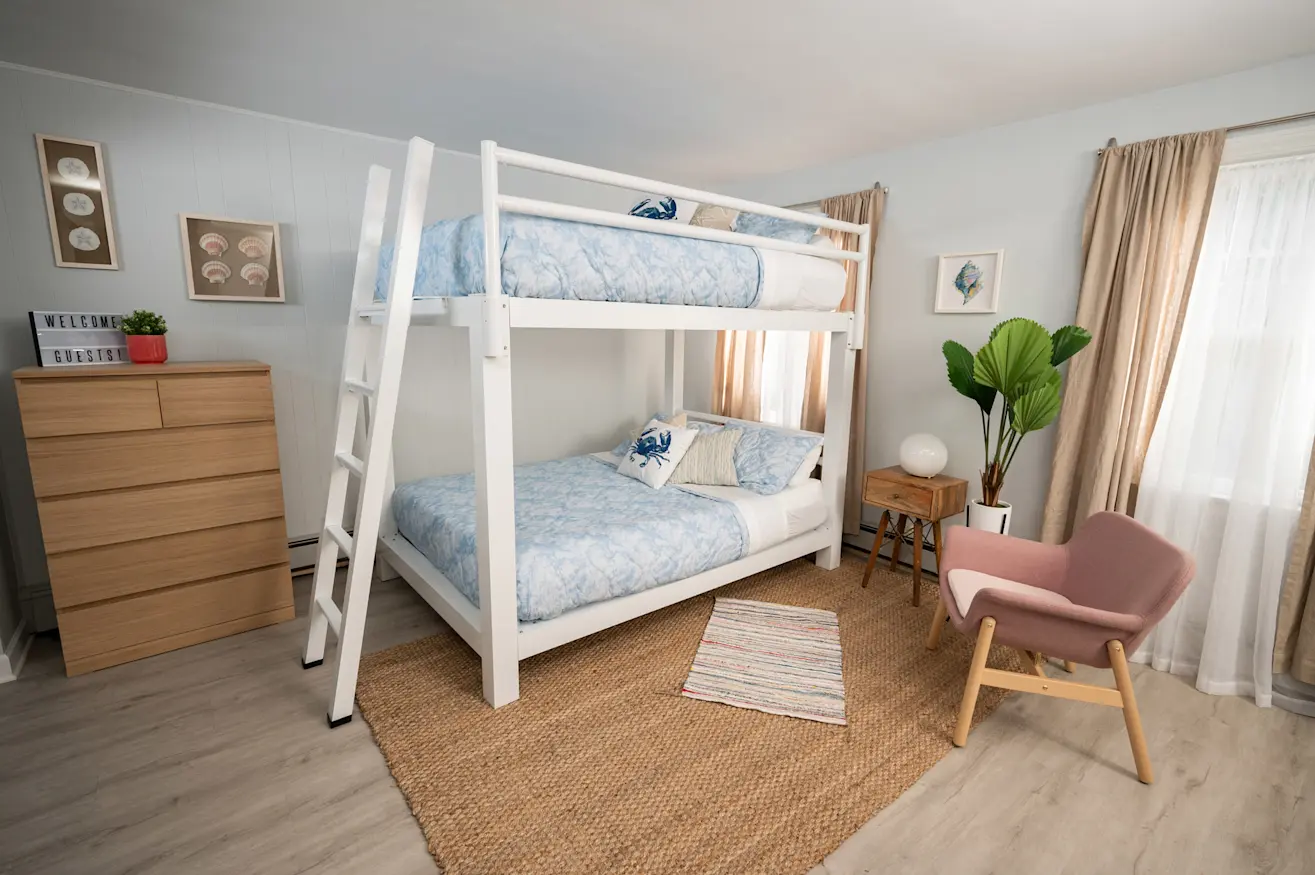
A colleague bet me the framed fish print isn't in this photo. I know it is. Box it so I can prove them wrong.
[934,250,1004,314]
[179,214,286,302]
[35,135,120,269]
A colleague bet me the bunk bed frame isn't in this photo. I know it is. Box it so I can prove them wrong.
[302,137,869,726]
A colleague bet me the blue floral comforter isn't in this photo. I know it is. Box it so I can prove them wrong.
[375,214,763,306]
[392,456,749,622]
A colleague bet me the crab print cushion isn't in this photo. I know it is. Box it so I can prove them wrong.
[616,419,698,489]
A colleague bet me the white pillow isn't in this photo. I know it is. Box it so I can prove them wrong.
[616,419,698,489]
[789,443,824,487]
[669,427,742,486]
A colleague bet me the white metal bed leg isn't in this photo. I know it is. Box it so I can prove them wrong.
[470,324,520,707]
[817,332,856,570]
[664,329,685,413]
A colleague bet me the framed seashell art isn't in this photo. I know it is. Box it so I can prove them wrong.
[934,250,1003,314]
[35,135,120,269]
[179,213,285,302]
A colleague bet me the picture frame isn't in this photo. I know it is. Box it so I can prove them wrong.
[934,250,1004,314]
[35,135,120,270]
[179,214,286,303]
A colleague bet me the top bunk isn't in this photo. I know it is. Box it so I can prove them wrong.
[353,140,869,342]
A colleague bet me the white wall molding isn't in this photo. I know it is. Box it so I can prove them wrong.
[0,618,33,683]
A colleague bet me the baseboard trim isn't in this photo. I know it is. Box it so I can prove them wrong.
[0,619,34,683]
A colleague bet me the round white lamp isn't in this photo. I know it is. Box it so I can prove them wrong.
[899,433,948,478]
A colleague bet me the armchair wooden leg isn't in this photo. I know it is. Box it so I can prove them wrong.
[926,595,948,650]
[954,617,996,747]
[1013,648,1046,677]
[1063,660,1077,673]
[861,511,890,588]
[1108,640,1154,784]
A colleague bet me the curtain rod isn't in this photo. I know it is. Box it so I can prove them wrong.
[1099,109,1315,153]
[788,182,886,212]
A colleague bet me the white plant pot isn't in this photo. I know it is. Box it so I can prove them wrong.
[967,500,1013,535]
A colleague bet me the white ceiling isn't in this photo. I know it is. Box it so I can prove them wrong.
[2,0,1314,183]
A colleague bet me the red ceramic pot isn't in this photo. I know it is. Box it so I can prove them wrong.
[126,334,168,364]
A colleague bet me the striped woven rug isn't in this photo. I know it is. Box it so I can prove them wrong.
[682,597,846,725]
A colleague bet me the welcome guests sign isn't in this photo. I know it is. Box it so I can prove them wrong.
[28,311,130,367]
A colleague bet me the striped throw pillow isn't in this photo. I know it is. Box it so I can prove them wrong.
[669,428,742,486]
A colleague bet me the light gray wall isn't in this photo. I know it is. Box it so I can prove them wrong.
[688,52,1315,541]
[0,65,664,628]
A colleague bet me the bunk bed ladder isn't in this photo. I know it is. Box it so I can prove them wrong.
[302,137,435,728]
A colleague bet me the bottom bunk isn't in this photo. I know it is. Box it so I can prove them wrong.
[379,452,830,659]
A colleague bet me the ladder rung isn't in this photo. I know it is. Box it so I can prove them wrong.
[335,452,365,478]
[344,378,375,398]
[325,523,354,557]
[316,595,342,637]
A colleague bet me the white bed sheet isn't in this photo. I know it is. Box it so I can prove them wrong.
[757,248,848,311]
[590,452,826,552]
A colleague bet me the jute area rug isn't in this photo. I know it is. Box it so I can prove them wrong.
[356,554,1019,875]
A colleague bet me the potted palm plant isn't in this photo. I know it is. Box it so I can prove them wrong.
[121,309,169,364]
[943,318,1091,534]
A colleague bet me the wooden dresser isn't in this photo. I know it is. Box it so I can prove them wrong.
[13,361,294,675]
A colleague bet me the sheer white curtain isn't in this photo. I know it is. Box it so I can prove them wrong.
[1133,151,1315,706]
[758,331,812,429]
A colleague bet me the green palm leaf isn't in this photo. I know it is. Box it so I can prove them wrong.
[943,340,996,415]
[1010,383,1062,434]
[973,318,1053,401]
[1050,325,1093,366]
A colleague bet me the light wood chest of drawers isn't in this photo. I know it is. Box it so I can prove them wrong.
[13,361,295,675]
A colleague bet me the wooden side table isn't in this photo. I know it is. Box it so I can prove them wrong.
[859,466,968,606]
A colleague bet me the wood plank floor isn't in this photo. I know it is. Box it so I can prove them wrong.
[1,570,1311,875]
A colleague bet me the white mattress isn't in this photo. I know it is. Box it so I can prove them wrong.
[591,452,826,553]
[757,248,848,311]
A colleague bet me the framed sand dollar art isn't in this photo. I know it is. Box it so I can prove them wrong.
[35,135,120,269]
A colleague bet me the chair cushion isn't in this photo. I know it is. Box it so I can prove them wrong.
[947,568,1073,617]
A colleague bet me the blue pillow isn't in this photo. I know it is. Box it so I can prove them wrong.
[629,197,677,221]
[732,212,819,244]
[731,424,824,495]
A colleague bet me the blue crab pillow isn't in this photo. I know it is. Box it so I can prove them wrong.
[628,196,678,221]
[616,419,698,489]
[733,425,824,495]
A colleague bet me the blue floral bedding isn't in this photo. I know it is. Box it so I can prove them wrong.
[375,214,763,306]
[392,456,749,622]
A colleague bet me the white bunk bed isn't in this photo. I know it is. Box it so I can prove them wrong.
[302,137,868,727]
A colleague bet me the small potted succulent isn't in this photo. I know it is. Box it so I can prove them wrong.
[120,309,169,364]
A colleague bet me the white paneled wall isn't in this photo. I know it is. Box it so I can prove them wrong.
[0,65,664,627]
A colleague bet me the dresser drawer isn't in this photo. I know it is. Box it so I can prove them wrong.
[863,475,934,518]
[57,564,294,670]
[49,518,289,608]
[27,421,281,498]
[36,471,285,553]
[16,378,161,438]
[157,374,274,427]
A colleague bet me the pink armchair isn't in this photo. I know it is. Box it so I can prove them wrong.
[928,512,1195,783]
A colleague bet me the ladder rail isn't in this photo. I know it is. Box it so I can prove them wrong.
[302,163,393,671]
[325,137,434,727]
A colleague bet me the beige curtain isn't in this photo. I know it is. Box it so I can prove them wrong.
[1275,444,1315,685]
[802,189,886,533]
[1040,130,1225,544]
[712,188,885,534]
[711,330,765,421]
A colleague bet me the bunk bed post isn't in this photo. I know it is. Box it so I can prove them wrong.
[664,330,685,413]
[472,140,521,708]
[816,330,856,570]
